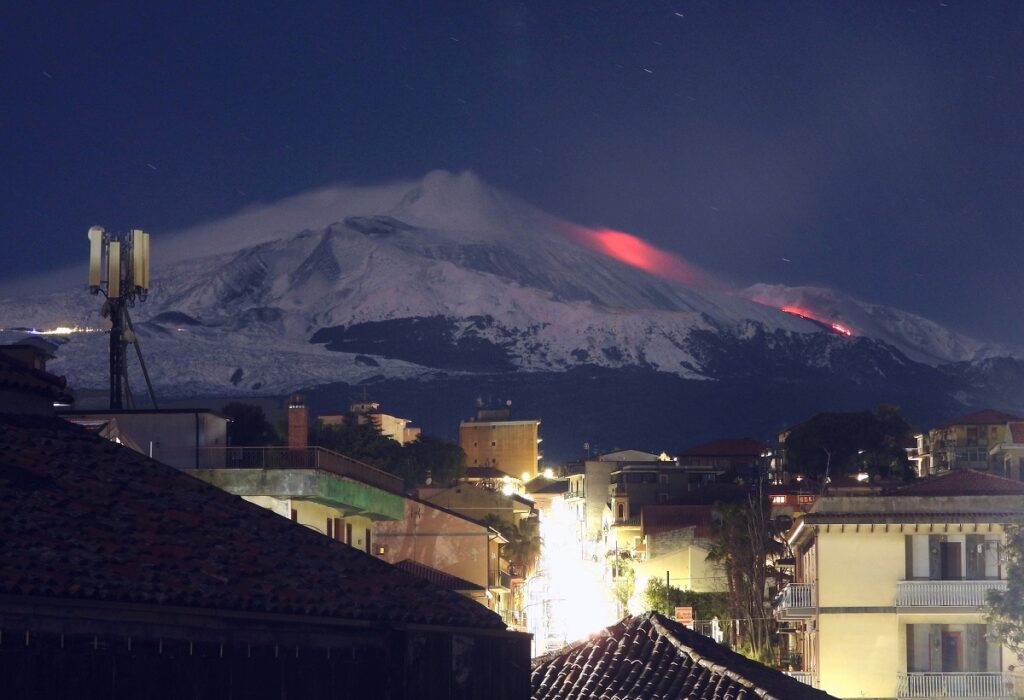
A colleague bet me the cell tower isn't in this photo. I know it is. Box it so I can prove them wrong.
[87,226,158,409]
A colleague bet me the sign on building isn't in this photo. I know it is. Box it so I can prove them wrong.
[674,606,693,627]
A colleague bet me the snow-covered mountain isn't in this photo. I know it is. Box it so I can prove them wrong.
[1,170,1020,400]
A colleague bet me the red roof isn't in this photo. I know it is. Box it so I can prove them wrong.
[0,413,503,629]
[941,409,1022,428]
[641,505,715,538]
[1010,422,1024,444]
[888,469,1024,497]
[678,437,769,457]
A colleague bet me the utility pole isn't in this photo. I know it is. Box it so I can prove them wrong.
[88,226,157,409]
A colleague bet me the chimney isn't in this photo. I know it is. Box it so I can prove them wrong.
[287,394,308,449]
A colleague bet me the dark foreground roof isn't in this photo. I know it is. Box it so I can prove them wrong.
[532,612,836,700]
[394,559,484,592]
[0,413,503,630]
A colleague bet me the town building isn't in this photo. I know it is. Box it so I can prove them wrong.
[990,421,1024,480]
[532,612,836,700]
[0,412,530,699]
[912,408,1023,477]
[775,470,1024,699]
[318,400,420,445]
[0,343,73,414]
[459,405,541,480]
[605,460,713,549]
[631,505,728,594]
[677,436,771,478]
[61,407,230,468]
[564,449,662,557]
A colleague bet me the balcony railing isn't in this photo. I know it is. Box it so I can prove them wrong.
[896,580,1008,608]
[193,446,404,494]
[775,583,816,615]
[897,672,1012,698]
[489,568,511,590]
[785,672,815,688]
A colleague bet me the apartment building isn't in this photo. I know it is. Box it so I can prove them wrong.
[775,470,1024,699]
[913,409,1022,477]
[459,406,541,479]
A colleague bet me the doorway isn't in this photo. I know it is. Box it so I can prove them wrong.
[940,542,962,580]
[941,631,963,672]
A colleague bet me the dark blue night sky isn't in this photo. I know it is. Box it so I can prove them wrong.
[3,1,1023,342]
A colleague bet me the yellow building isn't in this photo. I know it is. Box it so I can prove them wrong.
[459,407,541,480]
[913,408,1022,477]
[776,470,1024,699]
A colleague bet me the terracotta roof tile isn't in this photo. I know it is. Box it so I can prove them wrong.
[941,408,1022,428]
[531,612,836,700]
[641,505,715,538]
[887,469,1024,497]
[0,413,504,630]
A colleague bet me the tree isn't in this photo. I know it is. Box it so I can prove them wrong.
[706,484,785,663]
[222,402,279,445]
[483,515,543,577]
[986,517,1024,657]
[640,578,729,623]
[311,422,466,489]
[784,404,914,479]
[606,551,635,616]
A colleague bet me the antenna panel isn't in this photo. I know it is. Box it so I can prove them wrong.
[107,241,121,298]
[88,226,104,288]
[131,229,145,290]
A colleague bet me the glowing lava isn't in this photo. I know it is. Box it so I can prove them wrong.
[563,224,722,290]
[780,306,853,336]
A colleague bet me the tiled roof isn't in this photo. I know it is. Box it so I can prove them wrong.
[0,352,71,403]
[1010,422,1024,444]
[941,408,1022,428]
[0,413,504,630]
[531,612,836,700]
[678,437,769,457]
[641,505,714,538]
[465,465,517,480]
[393,559,484,592]
[887,469,1024,497]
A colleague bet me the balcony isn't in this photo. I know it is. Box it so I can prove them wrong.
[896,580,1008,608]
[194,446,405,494]
[489,568,511,591]
[775,583,816,618]
[897,672,1012,698]
[784,672,816,688]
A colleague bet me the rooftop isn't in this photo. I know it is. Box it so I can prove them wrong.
[1009,422,1024,444]
[393,559,484,592]
[641,505,715,538]
[465,465,517,481]
[885,469,1024,497]
[940,408,1023,428]
[0,413,503,630]
[0,350,72,405]
[531,612,836,700]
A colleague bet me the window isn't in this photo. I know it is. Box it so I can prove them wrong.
[617,503,624,519]
[365,528,372,553]
[290,509,298,522]
[345,522,353,545]
[326,518,333,538]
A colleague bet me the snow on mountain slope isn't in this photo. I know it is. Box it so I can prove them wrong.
[0,170,1017,396]
[744,284,1022,366]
